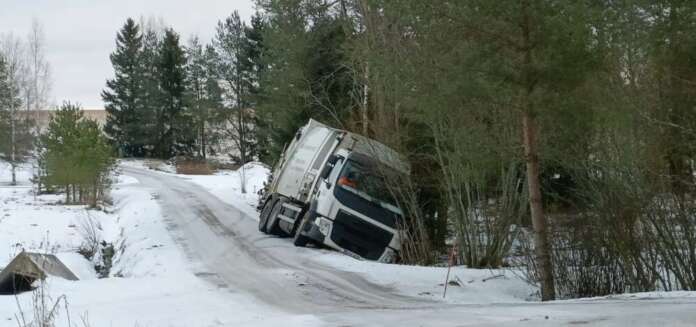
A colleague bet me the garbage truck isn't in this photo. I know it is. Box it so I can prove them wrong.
[257,119,409,263]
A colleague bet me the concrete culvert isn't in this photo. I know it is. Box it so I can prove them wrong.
[0,252,79,295]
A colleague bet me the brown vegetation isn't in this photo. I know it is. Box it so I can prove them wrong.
[176,159,214,175]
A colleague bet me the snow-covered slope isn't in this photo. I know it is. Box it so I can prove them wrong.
[316,254,535,303]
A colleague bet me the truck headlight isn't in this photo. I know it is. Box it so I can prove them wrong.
[316,217,332,236]
[381,248,398,263]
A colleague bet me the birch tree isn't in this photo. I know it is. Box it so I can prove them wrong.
[24,19,51,116]
[0,35,32,185]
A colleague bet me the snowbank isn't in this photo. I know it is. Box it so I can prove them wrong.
[315,252,536,304]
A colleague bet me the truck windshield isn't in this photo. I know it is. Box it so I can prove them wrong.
[337,160,399,209]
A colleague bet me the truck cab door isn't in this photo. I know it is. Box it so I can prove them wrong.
[314,156,343,217]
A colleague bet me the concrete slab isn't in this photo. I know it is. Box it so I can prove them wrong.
[0,252,78,294]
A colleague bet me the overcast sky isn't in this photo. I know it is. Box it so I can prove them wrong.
[0,0,255,109]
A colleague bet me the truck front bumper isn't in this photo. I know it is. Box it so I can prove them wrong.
[309,210,398,263]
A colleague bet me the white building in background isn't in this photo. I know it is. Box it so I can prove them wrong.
[19,109,107,133]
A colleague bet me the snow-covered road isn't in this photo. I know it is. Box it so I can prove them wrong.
[122,165,696,327]
[121,166,422,311]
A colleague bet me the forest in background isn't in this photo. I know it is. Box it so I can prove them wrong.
[252,0,696,301]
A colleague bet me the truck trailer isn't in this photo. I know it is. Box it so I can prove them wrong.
[257,119,409,263]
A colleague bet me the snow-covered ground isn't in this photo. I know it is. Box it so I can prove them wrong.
[0,161,320,326]
[2,159,696,327]
[315,255,535,303]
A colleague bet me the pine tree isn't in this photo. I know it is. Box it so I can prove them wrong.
[647,1,696,194]
[73,118,114,207]
[305,14,354,128]
[42,103,82,203]
[243,13,273,162]
[139,26,163,156]
[203,44,224,146]
[244,13,265,102]
[426,0,598,300]
[42,102,113,205]
[102,18,144,157]
[186,37,224,159]
[254,1,312,164]
[185,36,206,158]
[214,11,256,166]
[154,28,191,158]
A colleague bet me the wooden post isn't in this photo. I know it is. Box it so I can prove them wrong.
[443,243,457,298]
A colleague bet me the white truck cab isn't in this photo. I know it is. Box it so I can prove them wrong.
[257,120,409,263]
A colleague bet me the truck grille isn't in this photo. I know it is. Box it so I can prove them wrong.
[330,210,393,260]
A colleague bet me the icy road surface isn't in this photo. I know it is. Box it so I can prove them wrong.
[121,166,696,326]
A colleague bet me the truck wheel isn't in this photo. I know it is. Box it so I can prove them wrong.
[265,200,284,236]
[258,198,275,233]
[293,212,311,247]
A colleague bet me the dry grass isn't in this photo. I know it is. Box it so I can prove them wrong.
[208,160,241,171]
[76,212,101,261]
[14,280,93,327]
[176,160,214,175]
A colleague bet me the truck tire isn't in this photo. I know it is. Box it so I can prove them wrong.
[265,200,284,236]
[293,212,311,247]
[258,198,275,233]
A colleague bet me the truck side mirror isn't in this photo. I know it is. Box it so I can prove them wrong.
[295,130,302,140]
[320,155,340,180]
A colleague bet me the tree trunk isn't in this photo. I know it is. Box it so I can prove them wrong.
[522,110,555,301]
[362,63,369,136]
[92,182,99,208]
[521,0,554,301]
[236,73,247,194]
[10,112,17,185]
[201,120,207,160]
